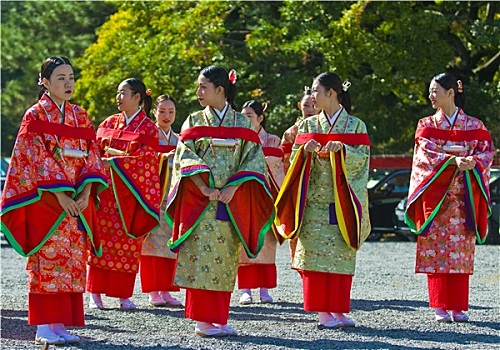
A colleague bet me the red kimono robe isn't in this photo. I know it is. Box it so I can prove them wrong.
[86,109,161,298]
[0,94,107,325]
[405,108,494,310]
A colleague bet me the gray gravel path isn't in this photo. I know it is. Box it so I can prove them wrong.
[1,241,499,349]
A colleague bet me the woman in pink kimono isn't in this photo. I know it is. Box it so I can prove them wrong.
[238,100,285,305]
[405,73,494,322]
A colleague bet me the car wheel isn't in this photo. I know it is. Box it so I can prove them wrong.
[367,231,382,241]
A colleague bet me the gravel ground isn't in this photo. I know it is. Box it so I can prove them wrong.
[1,239,499,350]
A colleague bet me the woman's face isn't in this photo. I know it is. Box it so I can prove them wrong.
[43,64,74,105]
[116,82,140,113]
[154,99,176,130]
[428,80,453,111]
[298,95,317,118]
[311,80,333,111]
[242,106,263,130]
[196,75,222,107]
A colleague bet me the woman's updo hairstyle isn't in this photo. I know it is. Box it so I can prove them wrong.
[38,56,72,99]
[314,72,352,114]
[432,73,466,109]
[242,100,269,129]
[200,65,237,108]
[154,94,177,111]
[121,78,153,116]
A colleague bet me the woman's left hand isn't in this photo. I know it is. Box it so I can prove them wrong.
[74,184,92,212]
[218,185,239,204]
[75,192,90,212]
[324,141,343,152]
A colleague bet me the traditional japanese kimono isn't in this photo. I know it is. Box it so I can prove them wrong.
[275,108,371,313]
[281,116,304,259]
[238,127,285,290]
[140,128,180,293]
[281,116,304,172]
[405,108,494,311]
[86,109,161,299]
[166,105,274,324]
[0,93,107,326]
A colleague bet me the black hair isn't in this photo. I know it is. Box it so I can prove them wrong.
[432,73,466,109]
[154,94,177,110]
[242,100,268,129]
[122,78,153,116]
[200,65,237,108]
[38,56,72,99]
[314,72,352,114]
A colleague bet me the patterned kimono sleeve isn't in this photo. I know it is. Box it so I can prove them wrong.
[408,119,451,195]
[343,119,370,187]
[73,107,107,196]
[469,119,494,181]
[6,107,72,196]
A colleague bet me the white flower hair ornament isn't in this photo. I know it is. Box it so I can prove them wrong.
[38,73,44,86]
[342,80,351,92]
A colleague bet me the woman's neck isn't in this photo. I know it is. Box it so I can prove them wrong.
[212,100,227,112]
[159,125,171,133]
[441,105,457,118]
[323,102,341,117]
[124,107,141,118]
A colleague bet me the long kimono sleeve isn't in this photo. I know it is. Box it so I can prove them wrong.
[1,106,107,257]
[101,117,162,238]
[405,117,494,242]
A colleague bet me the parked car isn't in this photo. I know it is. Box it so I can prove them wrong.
[394,167,500,244]
[367,168,411,241]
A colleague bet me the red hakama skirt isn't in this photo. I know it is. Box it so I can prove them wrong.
[237,264,277,289]
[427,273,469,310]
[140,256,180,292]
[300,270,353,313]
[86,265,136,299]
[184,288,231,324]
[28,293,84,326]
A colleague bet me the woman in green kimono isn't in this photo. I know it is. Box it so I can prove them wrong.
[275,72,371,328]
[166,66,274,337]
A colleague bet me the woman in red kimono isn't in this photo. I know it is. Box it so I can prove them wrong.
[140,94,182,307]
[87,78,161,310]
[405,73,494,322]
[237,100,284,305]
[0,57,107,345]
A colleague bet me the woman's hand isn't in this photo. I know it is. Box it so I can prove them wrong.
[74,184,92,212]
[54,192,80,217]
[304,139,320,153]
[324,141,343,153]
[218,185,239,204]
[201,187,220,201]
[455,156,476,171]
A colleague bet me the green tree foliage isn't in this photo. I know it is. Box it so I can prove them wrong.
[1,0,117,156]
[2,1,498,158]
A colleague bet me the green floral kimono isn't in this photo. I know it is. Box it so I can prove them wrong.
[281,109,371,275]
[166,106,274,292]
